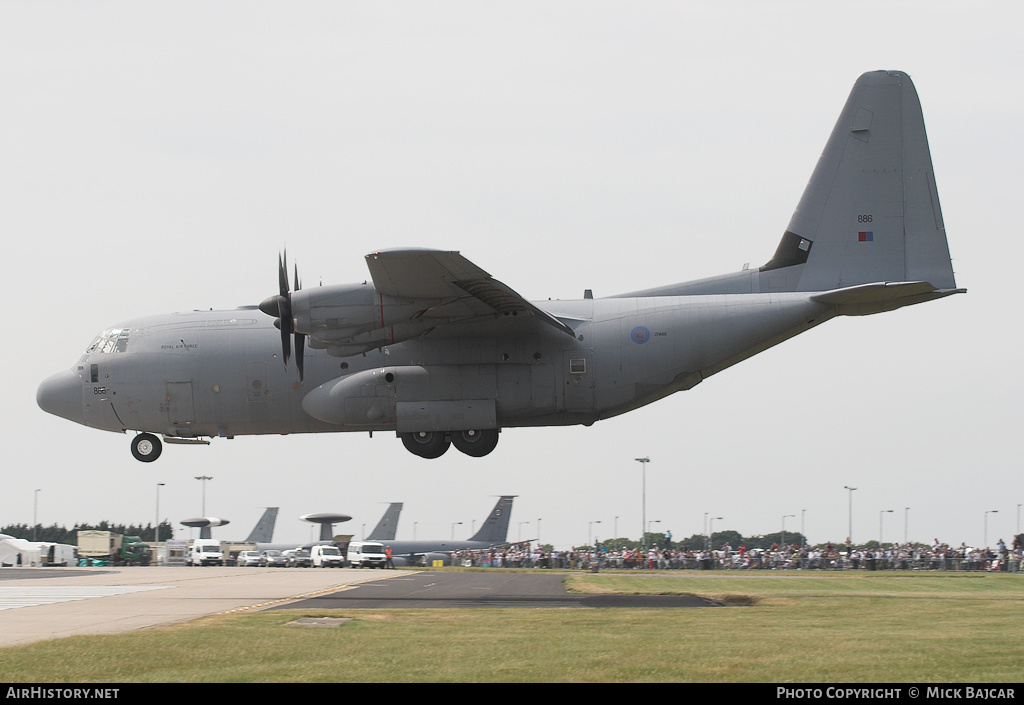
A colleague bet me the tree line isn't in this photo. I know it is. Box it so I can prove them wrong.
[1,521,175,544]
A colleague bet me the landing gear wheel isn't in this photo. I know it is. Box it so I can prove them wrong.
[131,433,163,463]
[450,429,499,457]
[400,431,451,459]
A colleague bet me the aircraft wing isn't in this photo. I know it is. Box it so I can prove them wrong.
[364,249,576,337]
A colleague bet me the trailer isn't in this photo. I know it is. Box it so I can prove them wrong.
[77,530,151,566]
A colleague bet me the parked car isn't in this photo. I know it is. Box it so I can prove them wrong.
[258,549,287,567]
[236,550,261,567]
[287,548,312,568]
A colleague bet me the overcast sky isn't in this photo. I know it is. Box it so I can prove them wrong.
[3,2,1020,550]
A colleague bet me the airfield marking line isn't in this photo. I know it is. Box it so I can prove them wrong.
[0,585,172,612]
[219,583,367,614]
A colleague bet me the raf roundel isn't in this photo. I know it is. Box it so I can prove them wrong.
[631,326,651,344]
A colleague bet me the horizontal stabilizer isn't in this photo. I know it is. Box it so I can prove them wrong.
[811,281,965,315]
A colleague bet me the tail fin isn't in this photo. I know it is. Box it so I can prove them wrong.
[367,502,403,541]
[468,495,515,543]
[616,71,962,303]
[243,507,278,543]
[763,70,958,293]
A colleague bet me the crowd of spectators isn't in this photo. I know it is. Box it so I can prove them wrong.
[449,536,1024,572]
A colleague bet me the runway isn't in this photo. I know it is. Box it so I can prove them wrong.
[273,570,719,609]
[0,567,717,648]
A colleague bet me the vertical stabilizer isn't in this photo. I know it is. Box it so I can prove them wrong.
[468,496,515,543]
[243,507,278,543]
[367,502,403,541]
[763,70,957,292]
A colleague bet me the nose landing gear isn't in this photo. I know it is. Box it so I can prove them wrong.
[130,433,162,463]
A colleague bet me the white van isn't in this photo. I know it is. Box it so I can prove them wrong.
[346,541,386,568]
[310,544,345,568]
[187,538,224,566]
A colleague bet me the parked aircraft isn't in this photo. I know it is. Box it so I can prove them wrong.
[378,495,516,566]
[243,507,278,544]
[367,503,403,541]
[37,71,962,461]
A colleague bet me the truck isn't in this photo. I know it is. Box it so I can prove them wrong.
[186,538,224,566]
[39,542,77,567]
[77,530,152,566]
[310,544,345,568]
[346,541,387,569]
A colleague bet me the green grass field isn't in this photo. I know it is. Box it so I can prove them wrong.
[1,570,1021,682]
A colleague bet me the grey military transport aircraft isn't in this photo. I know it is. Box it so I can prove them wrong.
[37,71,962,462]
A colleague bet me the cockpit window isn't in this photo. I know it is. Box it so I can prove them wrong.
[87,328,130,354]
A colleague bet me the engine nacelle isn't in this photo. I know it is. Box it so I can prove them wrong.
[290,283,441,356]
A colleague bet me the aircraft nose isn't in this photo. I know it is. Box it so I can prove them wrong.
[37,369,84,424]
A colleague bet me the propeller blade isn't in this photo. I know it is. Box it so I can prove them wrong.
[279,252,290,297]
[295,332,305,382]
[277,297,292,366]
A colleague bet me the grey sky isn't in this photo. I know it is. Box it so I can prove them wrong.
[3,2,1020,549]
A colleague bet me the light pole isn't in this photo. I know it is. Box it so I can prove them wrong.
[801,509,806,548]
[589,520,602,546]
[984,510,998,548]
[844,486,857,544]
[614,516,619,548]
[33,489,41,541]
[904,507,910,545]
[194,476,213,515]
[155,483,165,560]
[537,518,542,546]
[709,516,723,550]
[1017,504,1021,536]
[635,457,650,549]
[879,509,893,544]
[782,514,795,547]
[451,521,463,540]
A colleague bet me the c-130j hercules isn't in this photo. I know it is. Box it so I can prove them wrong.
[38,71,963,462]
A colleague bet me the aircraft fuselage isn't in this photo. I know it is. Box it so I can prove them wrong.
[42,293,832,449]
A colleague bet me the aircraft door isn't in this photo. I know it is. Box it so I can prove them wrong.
[166,382,196,427]
[562,351,594,411]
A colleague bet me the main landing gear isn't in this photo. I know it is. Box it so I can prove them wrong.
[400,429,500,459]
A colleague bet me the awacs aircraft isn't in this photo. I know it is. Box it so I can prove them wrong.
[37,71,962,462]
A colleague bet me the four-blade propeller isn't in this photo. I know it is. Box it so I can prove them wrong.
[259,252,305,382]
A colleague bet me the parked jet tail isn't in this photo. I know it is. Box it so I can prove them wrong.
[621,70,963,309]
[243,507,278,544]
[467,495,515,543]
[367,502,403,541]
